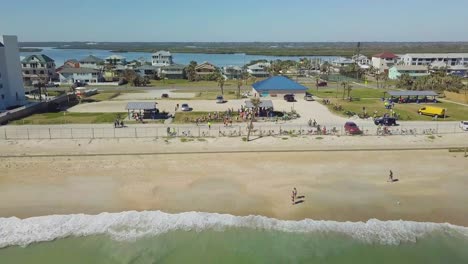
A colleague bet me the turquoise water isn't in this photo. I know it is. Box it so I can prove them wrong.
[1,229,468,264]
[20,48,337,67]
[1,211,467,263]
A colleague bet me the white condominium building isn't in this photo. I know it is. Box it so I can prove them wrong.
[0,35,26,110]
[400,53,468,66]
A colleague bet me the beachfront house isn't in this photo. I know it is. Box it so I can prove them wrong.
[105,55,126,65]
[252,75,307,97]
[58,67,101,84]
[195,62,217,78]
[388,65,429,80]
[247,62,270,78]
[79,55,104,69]
[21,54,57,85]
[152,51,173,67]
[160,64,186,79]
[222,65,243,79]
[371,52,398,73]
[0,35,26,110]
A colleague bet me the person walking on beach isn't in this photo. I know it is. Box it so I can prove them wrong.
[388,170,394,182]
[208,121,212,130]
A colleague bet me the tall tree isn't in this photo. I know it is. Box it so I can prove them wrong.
[246,98,261,142]
[217,75,225,95]
[237,79,243,99]
[186,61,197,82]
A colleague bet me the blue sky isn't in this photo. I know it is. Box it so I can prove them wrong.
[1,0,467,42]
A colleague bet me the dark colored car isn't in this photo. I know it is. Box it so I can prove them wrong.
[374,117,397,126]
[317,80,328,87]
[284,94,295,102]
[161,93,169,98]
[344,121,362,135]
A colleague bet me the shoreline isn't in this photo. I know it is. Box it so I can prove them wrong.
[1,136,467,226]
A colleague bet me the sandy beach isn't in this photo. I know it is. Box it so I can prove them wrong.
[1,135,467,226]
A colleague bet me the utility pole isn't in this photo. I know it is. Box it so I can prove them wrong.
[355,42,361,82]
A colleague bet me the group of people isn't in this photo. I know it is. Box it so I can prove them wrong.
[113,119,125,128]
[291,187,305,205]
[130,111,144,123]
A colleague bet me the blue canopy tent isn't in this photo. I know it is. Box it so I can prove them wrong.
[252,76,308,97]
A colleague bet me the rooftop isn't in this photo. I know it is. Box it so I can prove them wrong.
[387,91,438,97]
[21,54,55,63]
[245,100,274,108]
[373,52,398,59]
[152,50,172,56]
[80,55,104,63]
[58,68,100,74]
[125,102,158,110]
[252,76,308,92]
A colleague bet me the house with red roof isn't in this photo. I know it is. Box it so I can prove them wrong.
[371,52,399,73]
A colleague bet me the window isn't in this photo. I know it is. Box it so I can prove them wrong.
[25,71,30,74]
[40,71,45,74]
[0,84,3,89]
[33,70,37,74]
[22,64,26,67]
[1,94,4,100]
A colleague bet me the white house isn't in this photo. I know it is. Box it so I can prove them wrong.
[352,54,371,69]
[21,54,57,85]
[222,65,243,79]
[247,62,270,78]
[0,35,26,110]
[371,52,398,73]
[399,53,468,66]
[331,57,355,67]
[152,51,173,67]
[105,55,126,65]
[58,67,101,84]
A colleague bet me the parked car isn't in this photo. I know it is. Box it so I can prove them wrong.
[181,103,191,111]
[418,106,446,117]
[460,121,468,131]
[216,95,225,103]
[317,80,328,87]
[45,82,59,88]
[284,94,295,102]
[344,121,362,135]
[304,92,314,101]
[374,117,397,126]
[161,93,169,98]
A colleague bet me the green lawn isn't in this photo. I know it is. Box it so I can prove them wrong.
[10,112,127,125]
[307,87,392,99]
[173,111,240,124]
[321,98,468,121]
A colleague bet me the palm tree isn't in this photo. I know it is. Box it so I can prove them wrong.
[186,61,197,82]
[246,98,261,141]
[346,83,353,99]
[341,81,347,99]
[217,76,225,95]
[237,79,243,99]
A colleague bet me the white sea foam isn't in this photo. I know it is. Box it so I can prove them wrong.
[1,211,467,248]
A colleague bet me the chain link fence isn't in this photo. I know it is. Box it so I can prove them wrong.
[0,122,465,140]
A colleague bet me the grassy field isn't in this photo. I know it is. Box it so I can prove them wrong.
[173,111,240,124]
[307,87,392,99]
[321,98,468,121]
[150,79,240,88]
[10,112,127,125]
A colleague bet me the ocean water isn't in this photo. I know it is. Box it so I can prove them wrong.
[20,48,337,67]
[1,211,467,264]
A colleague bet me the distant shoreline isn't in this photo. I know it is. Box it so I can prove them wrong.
[19,41,468,57]
[19,48,43,52]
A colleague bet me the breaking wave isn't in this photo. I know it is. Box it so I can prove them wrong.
[1,211,467,248]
